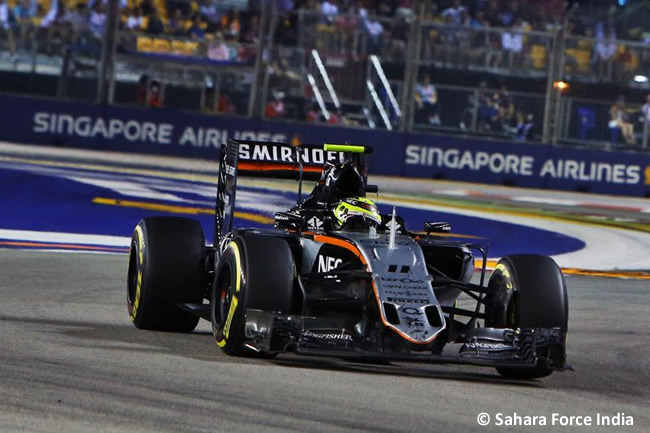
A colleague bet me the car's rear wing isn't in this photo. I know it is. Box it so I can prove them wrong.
[214,139,372,247]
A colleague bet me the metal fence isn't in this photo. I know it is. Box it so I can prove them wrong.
[0,4,649,150]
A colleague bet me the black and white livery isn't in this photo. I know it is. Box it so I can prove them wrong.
[127,140,570,379]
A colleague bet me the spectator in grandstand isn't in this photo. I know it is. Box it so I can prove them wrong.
[321,0,338,20]
[501,17,525,68]
[364,10,383,55]
[89,1,106,38]
[168,9,187,36]
[0,0,17,60]
[199,0,220,31]
[12,0,36,50]
[265,90,286,119]
[441,0,466,25]
[477,82,499,131]
[62,2,90,38]
[305,102,321,123]
[511,111,534,141]
[414,74,440,126]
[124,7,144,31]
[146,80,162,108]
[609,95,636,145]
[146,7,165,35]
[187,16,206,39]
[221,9,240,39]
[207,32,229,60]
[500,1,521,27]
[593,26,617,72]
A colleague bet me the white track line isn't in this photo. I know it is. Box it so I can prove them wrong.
[0,229,131,247]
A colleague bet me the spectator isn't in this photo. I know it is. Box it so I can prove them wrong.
[364,10,383,55]
[0,0,17,59]
[146,80,162,108]
[199,0,220,30]
[594,27,617,63]
[187,16,205,39]
[62,2,90,38]
[146,8,164,35]
[321,0,338,19]
[441,0,465,25]
[89,1,106,38]
[221,9,240,39]
[207,31,229,60]
[609,96,635,145]
[265,90,286,119]
[13,0,36,50]
[167,9,186,36]
[414,74,440,125]
[125,7,144,31]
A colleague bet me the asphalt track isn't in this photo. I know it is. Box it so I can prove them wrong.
[0,143,649,432]
[0,249,648,433]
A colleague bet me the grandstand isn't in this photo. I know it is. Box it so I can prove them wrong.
[0,0,648,147]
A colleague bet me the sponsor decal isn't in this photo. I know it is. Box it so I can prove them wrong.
[237,143,342,164]
[404,317,426,328]
[307,216,323,229]
[317,256,342,272]
[401,307,423,315]
[32,112,288,147]
[303,330,353,341]
[463,341,512,350]
[386,297,428,304]
[380,277,426,284]
[405,144,642,185]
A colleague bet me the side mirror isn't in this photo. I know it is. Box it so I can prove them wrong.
[424,221,451,234]
[365,184,379,193]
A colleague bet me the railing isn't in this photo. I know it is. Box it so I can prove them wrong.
[417,23,554,77]
[564,36,650,85]
[409,84,546,142]
[1,4,649,150]
[560,97,649,149]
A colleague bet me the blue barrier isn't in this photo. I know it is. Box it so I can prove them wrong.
[1,93,649,196]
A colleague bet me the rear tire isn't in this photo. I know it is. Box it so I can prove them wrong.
[211,234,295,355]
[486,254,568,379]
[127,217,205,332]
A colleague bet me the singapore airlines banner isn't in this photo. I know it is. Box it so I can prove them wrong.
[1,93,649,196]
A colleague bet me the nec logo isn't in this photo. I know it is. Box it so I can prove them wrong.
[318,256,342,272]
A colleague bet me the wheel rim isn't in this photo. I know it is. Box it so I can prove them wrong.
[127,240,138,304]
[214,263,233,327]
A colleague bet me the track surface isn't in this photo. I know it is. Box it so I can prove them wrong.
[0,250,648,433]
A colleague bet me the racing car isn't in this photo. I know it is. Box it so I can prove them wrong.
[126,139,569,379]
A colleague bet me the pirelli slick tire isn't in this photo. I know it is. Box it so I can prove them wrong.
[486,254,568,380]
[211,234,295,356]
[127,217,205,332]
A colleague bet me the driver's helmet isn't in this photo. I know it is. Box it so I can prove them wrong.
[333,197,381,229]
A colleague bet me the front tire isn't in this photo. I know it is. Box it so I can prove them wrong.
[211,234,295,355]
[486,254,568,379]
[127,217,206,332]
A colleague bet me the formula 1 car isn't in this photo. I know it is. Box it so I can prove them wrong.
[127,140,569,379]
